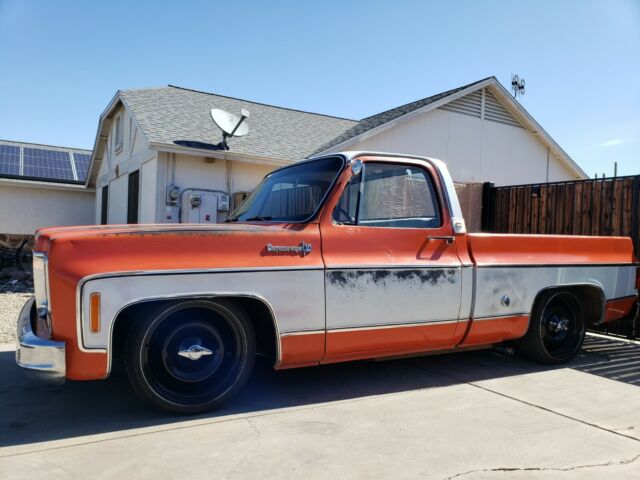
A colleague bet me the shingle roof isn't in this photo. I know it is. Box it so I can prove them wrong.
[313,77,493,154]
[119,86,357,161]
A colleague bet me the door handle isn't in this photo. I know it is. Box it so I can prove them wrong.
[428,236,455,245]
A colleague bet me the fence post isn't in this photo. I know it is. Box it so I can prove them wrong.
[632,176,640,258]
[481,182,495,232]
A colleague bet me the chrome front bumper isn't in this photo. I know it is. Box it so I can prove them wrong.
[16,296,66,384]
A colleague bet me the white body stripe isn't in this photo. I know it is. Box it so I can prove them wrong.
[473,265,637,319]
[80,270,325,350]
[325,268,463,330]
[77,264,636,368]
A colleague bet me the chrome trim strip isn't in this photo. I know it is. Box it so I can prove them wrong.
[280,329,325,336]
[326,319,460,333]
[326,265,464,270]
[476,263,640,268]
[280,314,529,336]
[473,313,529,320]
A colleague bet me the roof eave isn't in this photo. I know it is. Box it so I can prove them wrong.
[147,141,294,167]
[315,77,587,180]
[86,91,122,188]
[0,176,96,192]
[314,78,496,155]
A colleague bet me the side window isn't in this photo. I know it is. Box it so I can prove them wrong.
[114,113,124,151]
[333,163,441,228]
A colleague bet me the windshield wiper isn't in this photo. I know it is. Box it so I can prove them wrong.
[243,216,273,222]
[224,217,239,223]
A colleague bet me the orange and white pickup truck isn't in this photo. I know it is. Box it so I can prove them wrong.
[17,152,639,413]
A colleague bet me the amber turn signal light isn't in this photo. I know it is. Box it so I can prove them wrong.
[90,293,101,333]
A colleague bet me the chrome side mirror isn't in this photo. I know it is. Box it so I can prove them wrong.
[351,159,362,175]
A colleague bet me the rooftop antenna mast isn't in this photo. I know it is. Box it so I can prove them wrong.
[210,108,250,150]
[511,74,525,99]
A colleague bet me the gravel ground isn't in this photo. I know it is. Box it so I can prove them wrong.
[0,292,32,344]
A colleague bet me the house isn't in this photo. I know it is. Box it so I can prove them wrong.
[0,140,95,237]
[0,76,585,240]
[89,76,586,227]
[89,86,355,224]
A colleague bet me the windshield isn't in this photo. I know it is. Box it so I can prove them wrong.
[227,156,344,222]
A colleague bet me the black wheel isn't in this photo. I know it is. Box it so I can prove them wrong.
[125,299,255,414]
[514,290,585,364]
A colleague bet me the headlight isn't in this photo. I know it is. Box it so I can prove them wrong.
[32,252,51,334]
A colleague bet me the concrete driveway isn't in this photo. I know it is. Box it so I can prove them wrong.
[1,335,639,479]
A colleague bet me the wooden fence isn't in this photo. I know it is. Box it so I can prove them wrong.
[482,175,640,256]
[481,175,640,339]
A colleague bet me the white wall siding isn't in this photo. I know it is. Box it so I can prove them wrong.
[230,161,274,193]
[174,154,228,191]
[0,183,94,234]
[346,108,577,185]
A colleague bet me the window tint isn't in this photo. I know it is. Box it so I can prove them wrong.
[333,163,441,228]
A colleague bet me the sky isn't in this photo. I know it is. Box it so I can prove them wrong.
[0,0,638,177]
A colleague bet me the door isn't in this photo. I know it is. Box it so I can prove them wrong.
[320,157,464,362]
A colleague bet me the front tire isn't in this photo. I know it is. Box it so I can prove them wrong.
[515,290,586,364]
[125,299,255,414]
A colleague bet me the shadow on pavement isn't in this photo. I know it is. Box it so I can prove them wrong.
[1,334,637,448]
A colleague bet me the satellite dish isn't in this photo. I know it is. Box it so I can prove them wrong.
[211,108,250,137]
[210,108,250,150]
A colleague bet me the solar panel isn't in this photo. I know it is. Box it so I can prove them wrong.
[23,147,75,181]
[73,153,92,181]
[0,144,20,176]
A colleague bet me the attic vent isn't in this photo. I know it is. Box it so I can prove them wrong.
[483,89,522,128]
[439,90,482,118]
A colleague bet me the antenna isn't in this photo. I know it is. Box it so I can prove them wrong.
[210,108,250,150]
[511,74,525,99]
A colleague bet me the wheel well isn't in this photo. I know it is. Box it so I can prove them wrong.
[111,296,278,365]
[531,285,605,327]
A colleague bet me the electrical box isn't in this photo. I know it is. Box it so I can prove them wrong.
[181,191,218,224]
[217,194,230,211]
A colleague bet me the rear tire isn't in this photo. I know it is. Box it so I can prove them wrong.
[514,290,586,364]
[125,299,255,414]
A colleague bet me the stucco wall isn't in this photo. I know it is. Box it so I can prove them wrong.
[0,183,95,235]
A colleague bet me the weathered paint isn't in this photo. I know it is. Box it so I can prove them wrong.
[31,152,639,381]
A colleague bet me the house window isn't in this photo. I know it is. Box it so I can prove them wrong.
[114,113,123,151]
[333,163,441,228]
[100,185,109,225]
[127,170,140,224]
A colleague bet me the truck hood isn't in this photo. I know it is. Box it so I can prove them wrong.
[35,222,288,243]
[35,221,323,282]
